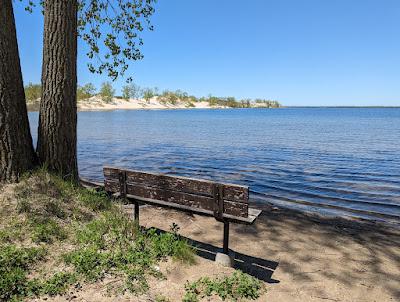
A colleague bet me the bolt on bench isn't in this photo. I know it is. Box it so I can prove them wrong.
[103,166,262,263]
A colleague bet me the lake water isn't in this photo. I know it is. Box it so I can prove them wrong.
[28,108,400,225]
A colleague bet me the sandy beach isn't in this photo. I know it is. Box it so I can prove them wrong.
[77,97,221,111]
[31,204,400,302]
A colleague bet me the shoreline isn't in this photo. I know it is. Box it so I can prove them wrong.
[26,96,281,112]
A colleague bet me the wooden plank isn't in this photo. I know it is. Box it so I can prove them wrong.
[126,170,215,197]
[113,192,261,225]
[105,180,248,218]
[224,200,248,218]
[104,166,249,203]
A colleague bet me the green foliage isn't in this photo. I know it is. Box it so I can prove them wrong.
[143,87,155,102]
[24,82,41,101]
[254,99,281,108]
[0,244,77,300]
[78,0,156,81]
[160,90,179,104]
[1,169,196,300]
[0,245,45,301]
[76,188,111,212]
[205,95,281,108]
[100,82,115,103]
[64,246,108,282]
[77,83,96,101]
[38,272,77,296]
[30,217,67,244]
[64,212,195,294]
[183,271,264,302]
[122,83,142,100]
[21,0,156,82]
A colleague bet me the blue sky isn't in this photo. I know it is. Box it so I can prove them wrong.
[14,0,400,106]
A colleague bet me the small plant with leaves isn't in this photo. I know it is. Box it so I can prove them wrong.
[183,271,264,302]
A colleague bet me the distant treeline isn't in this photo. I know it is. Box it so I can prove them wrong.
[24,82,281,109]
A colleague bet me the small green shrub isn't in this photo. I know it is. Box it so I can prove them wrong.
[100,82,115,103]
[0,225,24,244]
[183,271,264,302]
[0,245,45,301]
[77,83,96,101]
[64,211,195,294]
[44,200,66,219]
[64,247,108,281]
[143,88,155,102]
[122,83,142,100]
[77,188,111,211]
[30,217,67,243]
[39,272,77,296]
[24,83,41,102]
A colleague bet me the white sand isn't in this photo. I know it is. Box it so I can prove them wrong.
[77,96,222,111]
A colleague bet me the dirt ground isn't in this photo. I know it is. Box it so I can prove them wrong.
[32,204,400,302]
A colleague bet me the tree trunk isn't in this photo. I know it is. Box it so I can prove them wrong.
[37,0,78,180]
[0,0,37,182]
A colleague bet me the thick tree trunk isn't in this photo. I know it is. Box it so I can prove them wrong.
[0,0,36,182]
[37,0,78,180]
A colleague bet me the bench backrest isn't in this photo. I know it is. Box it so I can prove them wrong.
[104,167,249,218]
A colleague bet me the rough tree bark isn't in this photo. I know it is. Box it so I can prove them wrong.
[37,0,78,180]
[0,0,37,182]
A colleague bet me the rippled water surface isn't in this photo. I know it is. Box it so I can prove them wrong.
[29,108,400,224]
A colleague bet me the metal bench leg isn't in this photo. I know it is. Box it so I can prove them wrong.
[223,220,229,254]
[215,220,234,267]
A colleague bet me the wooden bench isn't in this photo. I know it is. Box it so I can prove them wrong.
[103,166,262,256]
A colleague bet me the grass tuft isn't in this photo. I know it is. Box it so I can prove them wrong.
[64,210,195,294]
[0,245,45,301]
[1,169,198,300]
[183,271,264,302]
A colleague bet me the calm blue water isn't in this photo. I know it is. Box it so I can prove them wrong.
[28,108,400,224]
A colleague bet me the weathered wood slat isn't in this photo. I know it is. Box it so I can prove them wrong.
[104,167,248,204]
[105,180,248,217]
[112,192,261,225]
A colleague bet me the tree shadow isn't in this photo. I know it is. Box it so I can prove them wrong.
[151,227,280,284]
[188,237,280,284]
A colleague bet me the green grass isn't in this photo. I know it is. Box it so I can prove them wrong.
[64,210,195,294]
[0,245,45,301]
[0,169,196,301]
[183,271,264,302]
[30,216,67,243]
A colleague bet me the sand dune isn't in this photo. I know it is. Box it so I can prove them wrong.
[77,96,222,111]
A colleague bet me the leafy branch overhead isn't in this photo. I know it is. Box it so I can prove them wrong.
[19,0,157,81]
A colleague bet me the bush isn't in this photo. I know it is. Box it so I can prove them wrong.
[77,83,96,101]
[122,83,142,101]
[24,83,41,102]
[100,82,115,103]
[142,88,155,102]
[30,217,67,243]
[183,271,264,301]
[39,272,77,296]
[0,245,45,301]
[64,211,195,294]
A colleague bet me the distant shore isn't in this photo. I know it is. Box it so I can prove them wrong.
[26,96,281,112]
